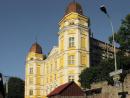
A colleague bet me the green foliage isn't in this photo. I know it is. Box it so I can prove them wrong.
[8,77,24,98]
[79,59,114,88]
[109,14,130,51]
[116,51,130,70]
[79,14,130,89]
[79,50,130,89]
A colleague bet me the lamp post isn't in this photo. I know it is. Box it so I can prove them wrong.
[100,5,122,86]
[100,5,117,71]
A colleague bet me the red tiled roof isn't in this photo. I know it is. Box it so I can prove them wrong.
[47,82,74,97]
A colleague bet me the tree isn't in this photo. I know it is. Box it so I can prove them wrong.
[8,77,24,98]
[0,73,5,98]
[79,14,130,89]
[116,51,130,70]
[79,50,130,89]
[109,14,130,52]
[79,59,114,88]
[109,14,130,69]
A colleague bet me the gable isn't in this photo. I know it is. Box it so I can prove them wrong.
[60,82,84,96]
[48,46,58,57]
[47,82,84,97]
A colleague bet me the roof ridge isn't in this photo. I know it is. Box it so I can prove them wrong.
[47,81,74,97]
[59,81,74,94]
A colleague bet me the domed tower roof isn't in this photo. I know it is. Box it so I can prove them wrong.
[65,1,83,15]
[29,42,42,54]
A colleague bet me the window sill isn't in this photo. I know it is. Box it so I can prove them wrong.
[68,47,76,50]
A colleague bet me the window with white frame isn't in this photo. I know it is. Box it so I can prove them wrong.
[68,55,75,65]
[69,37,75,48]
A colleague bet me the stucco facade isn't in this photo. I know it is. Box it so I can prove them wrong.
[25,2,90,98]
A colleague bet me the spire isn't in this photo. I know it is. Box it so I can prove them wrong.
[35,33,38,43]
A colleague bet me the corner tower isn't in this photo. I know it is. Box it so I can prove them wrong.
[25,42,44,98]
[58,1,90,84]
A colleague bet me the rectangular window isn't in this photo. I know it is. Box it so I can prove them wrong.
[68,75,74,82]
[68,55,75,65]
[29,89,33,95]
[69,37,75,48]
[29,68,33,74]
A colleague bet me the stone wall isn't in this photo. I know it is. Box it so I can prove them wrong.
[86,74,130,98]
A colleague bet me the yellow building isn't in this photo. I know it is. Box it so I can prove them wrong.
[25,1,90,98]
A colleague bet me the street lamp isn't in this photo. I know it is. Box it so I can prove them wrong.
[100,5,117,71]
[100,5,122,86]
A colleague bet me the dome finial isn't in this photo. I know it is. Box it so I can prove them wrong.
[35,33,38,43]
